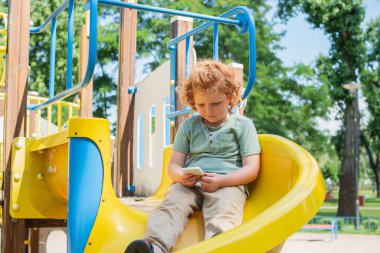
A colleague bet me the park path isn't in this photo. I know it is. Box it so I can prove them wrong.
[282,232,380,253]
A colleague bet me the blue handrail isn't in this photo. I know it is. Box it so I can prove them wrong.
[213,23,219,61]
[28,0,98,110]
[28,0,255,110]
[30,0,69,33]
[98,0,240,26]
[49,17,57,99]
[66,0,75,89]
[166,6,256,100]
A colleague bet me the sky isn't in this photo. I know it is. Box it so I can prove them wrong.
[267,0,380,134]
[271,0,380,66]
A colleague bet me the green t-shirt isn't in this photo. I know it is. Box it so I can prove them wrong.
[173,114,261,174]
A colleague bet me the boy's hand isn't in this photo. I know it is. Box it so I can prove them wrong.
[180,173,201,187]
[201,172,224,192]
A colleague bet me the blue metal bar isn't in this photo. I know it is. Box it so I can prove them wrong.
[164,98,171,146]
[99,0,240,26]
[66,0,74,89]
[170,46,177,126]
[49,17,57,99]
[185,37,190,79]
[213,23,219,60]
[28,0,98,110]
[167,6,256,100]
[166,7,248,50]
[30,0,69,33]
[166,108,192,119]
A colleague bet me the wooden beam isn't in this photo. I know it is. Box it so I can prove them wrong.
[114,0,137,197]
[2,0,30,252]
[227,63,245,115]
[29,228,39,253]
[79,25,93,117]
[25,219,67,228]
[170,16,193,141]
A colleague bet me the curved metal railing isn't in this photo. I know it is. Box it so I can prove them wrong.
[27,0,256,116]
[28,0,98,110]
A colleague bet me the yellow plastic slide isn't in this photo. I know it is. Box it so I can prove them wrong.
[64,118,325,252]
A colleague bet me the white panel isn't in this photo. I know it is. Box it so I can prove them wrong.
[133,61,171,196]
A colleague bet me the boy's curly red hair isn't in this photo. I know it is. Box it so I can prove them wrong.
[180,60,242,110]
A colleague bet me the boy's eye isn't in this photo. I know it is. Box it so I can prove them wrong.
[197,104,205,107]
[212,102,221,106]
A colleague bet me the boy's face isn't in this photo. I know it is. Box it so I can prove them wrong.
[193,89,230,127]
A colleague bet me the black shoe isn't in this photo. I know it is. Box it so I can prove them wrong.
[125,240,154,253]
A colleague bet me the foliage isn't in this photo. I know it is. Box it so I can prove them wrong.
[363,219,379,231]
[27,2,120,122]
[279,0,366,108]
[92,6,119,123]
[29,1,84,96]
[277,0,367,216]
[361,16,380,196]
[0,0,6,13]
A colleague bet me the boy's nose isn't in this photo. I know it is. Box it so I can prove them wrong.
[205,106,213,114]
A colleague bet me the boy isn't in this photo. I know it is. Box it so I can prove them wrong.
[126,60,261,253]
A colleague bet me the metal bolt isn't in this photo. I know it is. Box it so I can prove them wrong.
[37,172,44,180]
[170,121,175,127]
[170,80,175,86]
[15,141,23,150]
[13,204,20,212]
[14,173,21,182]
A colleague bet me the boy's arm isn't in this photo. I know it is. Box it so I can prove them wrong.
[168,150,201,187]
[201,154,260,192]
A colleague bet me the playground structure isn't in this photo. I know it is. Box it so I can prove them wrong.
[1,1,326,253]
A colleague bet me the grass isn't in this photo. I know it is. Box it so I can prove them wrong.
[366,197,380,207]
[323,189,380,210]
[310,189,380,234]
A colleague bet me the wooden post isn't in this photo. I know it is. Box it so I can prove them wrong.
[79,23,93,117]
[170,16,193,142]
[2,0,30,252]
[115,0,137,197]
[27,91,38,137]
[29,228,39,253]
[0,86,4,117]
[228,63,245,115]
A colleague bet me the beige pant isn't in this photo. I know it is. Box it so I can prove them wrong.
[144,183,246,253]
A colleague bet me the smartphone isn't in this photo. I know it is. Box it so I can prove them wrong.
[182,166,204,176]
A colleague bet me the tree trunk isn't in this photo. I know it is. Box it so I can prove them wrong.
[376,157,380,198]
[337,94,360,217]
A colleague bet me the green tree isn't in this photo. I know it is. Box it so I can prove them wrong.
[29,0,84,95]
[361,17,380,197]
[28,1,119,123]
[0,0,6,13]
[277,0,366,216]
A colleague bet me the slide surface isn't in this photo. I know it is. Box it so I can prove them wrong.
[66,118,325,253]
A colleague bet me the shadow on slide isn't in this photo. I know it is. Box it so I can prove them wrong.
[67,117,325,253]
